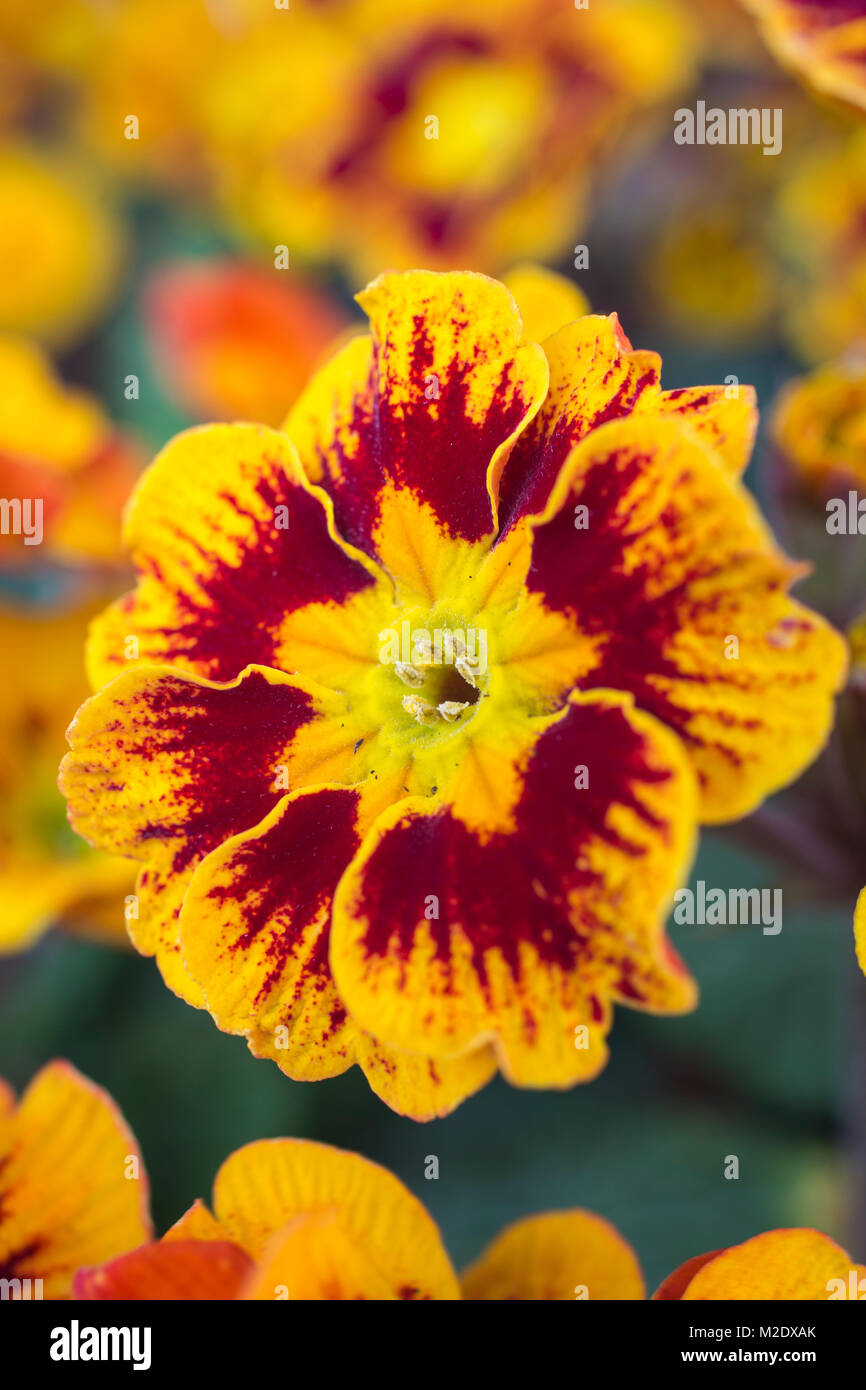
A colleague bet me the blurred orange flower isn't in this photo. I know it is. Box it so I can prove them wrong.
[0,337,141,573]
[773,356,866,494]
[0,603,135,952]
[655,1228,866,1299]
[0,1061,151,1298]
[777,129,866,361]
[143,259,353,428]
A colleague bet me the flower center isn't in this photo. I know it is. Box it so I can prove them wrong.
[376,619,488,727]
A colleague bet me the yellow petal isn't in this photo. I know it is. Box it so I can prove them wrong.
[679,1229,866,1300]
[212,1138,459,1299]
[462,1209,645,1301]
[0,1061,151,1299]
[501,262,590,344]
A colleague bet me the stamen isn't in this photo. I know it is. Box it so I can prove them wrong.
[456,655,479,689]
[438,701,469,722]
[402,694,438,725]
[395,661,426,688]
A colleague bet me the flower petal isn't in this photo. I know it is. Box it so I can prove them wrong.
[461,1210,644,1301]
[855,887,866,976]
[75,1240,252,1300]
[61,663,354,998]
[675,1229,866,1300]
[501,262,590,344]
[285,269,548,600]
[331,689,697,1088]
[657,384,758,478]
[522,415,847,821]
[164,1199,229,1243]
[241,1211,401,1301]
[651,1249,724,1300]
[85,422,388,689]
[143,258,350,427]
[744,1,866,112]
[0,1062,151,1299]
[498,315,758,530]
[179,780,496,1118]
[211,1138,459,1299]
[497,314,660,530]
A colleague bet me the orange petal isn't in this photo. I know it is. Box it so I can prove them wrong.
[144,258,350,427]
[241,1210,401,1301]
[652,1249,723,1300]
[76,1239,252,1300]
[675,1228,866,1300]
[163,1198,230,1243]
[462,1209,645,1300]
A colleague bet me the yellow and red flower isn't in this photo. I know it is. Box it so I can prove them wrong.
[773,356,866,493]
[0,603,135,952]
[0,142,123,348]
[777,128,866,362]
[744,0,866,111]
[0,337,141,573]
[143,259,353,429]
[655,1228,866,1299]
[0,1061,151,1298]
[203,0,696,275]
[73,0,694,275]
[60,268,845,1119]
[75,1135,643,1300]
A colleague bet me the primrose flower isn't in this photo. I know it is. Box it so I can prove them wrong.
[143,259,353,429]
[0,1061,151,1298]
[201,0,696,274]
[0,604,134,952]
[777,130,866,363]
[0,142,123,347]
[80,0,694,274]
[75,1136,643,1300]
[61,269,845,1120]
[654,1229,866,1300]
[744,0,866,111]
[773,358,866,495]
[0,337,141,572]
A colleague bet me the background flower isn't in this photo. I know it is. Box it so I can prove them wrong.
[0,1060,151,1298]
